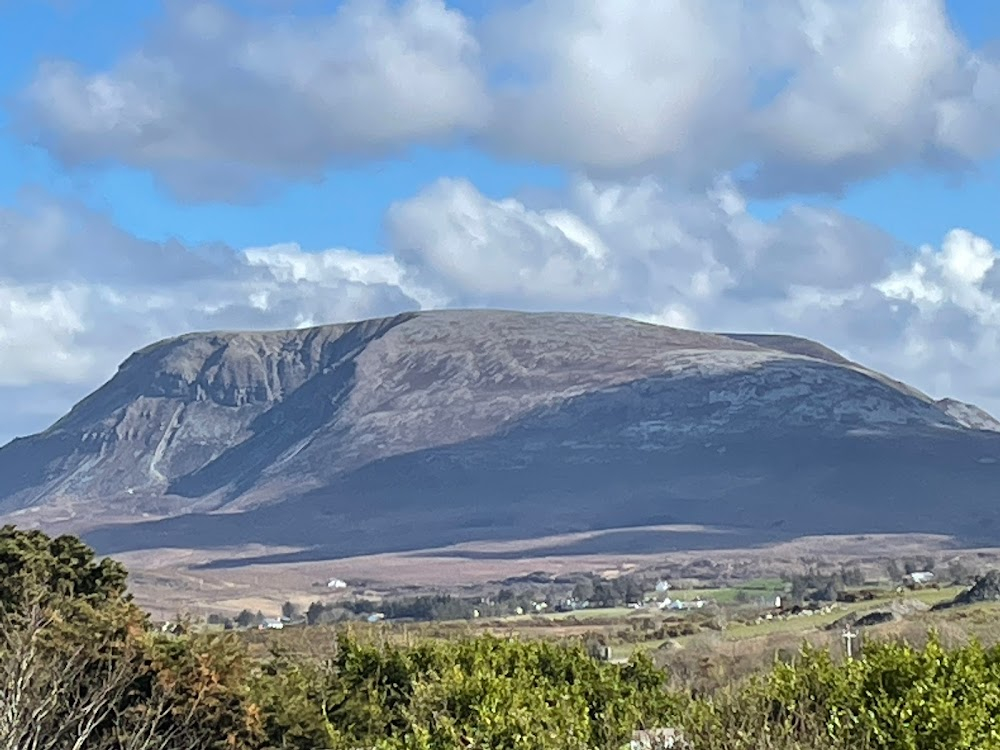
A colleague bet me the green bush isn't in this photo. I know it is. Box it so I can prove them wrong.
[251,635,682,750]
[9,526,1000,750]
[684,632,1000,749]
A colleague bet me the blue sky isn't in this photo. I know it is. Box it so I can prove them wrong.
[3,0,1000,442]
[2,0,999,251]
[0,0,568,252]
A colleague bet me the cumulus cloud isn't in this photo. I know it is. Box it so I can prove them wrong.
[0,284,90,385]
[3,177,1000,443]
[0,195,419,395]
[7,0,1000,443]
[17,0,1000,199]
[485,0,1000,194]
[21,0,487,200]
[385,174,896,319]
[386,179,617,309]
[383,175,1000,414]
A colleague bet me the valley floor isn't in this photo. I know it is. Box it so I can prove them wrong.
[108,528,996,620]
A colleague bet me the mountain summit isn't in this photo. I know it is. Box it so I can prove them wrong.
[2,310,999,555]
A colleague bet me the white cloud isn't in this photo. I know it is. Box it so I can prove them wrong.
[0,283,90,386]
[6,0,1000,442]
[0,197,419,414]
[386,178,617,309]
[747,0,971,191]
[383,175,1000,415]
[21,0,487,200]
[3,178,1000,444]
[17,0,1000,199]
[482,0,752,177]
[878,230,999,316]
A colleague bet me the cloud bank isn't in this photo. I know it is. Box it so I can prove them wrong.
[4,0,1000,442]
[19,0,1000,200]
[3,175,999,442]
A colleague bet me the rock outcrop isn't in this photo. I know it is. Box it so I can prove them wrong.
[2,310,999,557]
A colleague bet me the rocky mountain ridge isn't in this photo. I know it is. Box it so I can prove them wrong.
[2,310,998,556]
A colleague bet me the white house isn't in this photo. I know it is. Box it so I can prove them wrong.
[654,580,671,593]
[664,598,706,611]
[905,571,935,585]
[327,578,348,589]
[261,618,284,630]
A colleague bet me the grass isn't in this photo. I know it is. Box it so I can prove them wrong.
[607,585,968,656]
[664,579,787,605]
[248,582,979,677]
[497,606,638,623]
[713,586,962,641]
[543,607,638,621]
[907,585,964,604]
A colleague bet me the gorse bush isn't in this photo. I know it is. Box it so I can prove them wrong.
[8,526,1000,749]
[685,634,1000,750]
[252,635,681,749]
[0,526,263,750]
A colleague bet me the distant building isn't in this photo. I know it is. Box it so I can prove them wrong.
[260,618,284,630]
[327,578,348,589]
[654,580,671,593]
[663,598,706,611]
[905,571,935,585]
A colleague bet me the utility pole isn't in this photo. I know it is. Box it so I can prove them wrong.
[842,625,858,660]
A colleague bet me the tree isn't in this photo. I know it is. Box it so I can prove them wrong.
[812,580,840,602]
[235,609,257,628]
[572,578,595,602]
[623,576,646,604]
[841,564,865,587]
[0,525,129,617]
[788,575,809,602]
[886,559,902,582]
[250,635,681,750]
[591,580,617,608]
[948,558,973,584]
[0,527,262,750]
[306,601,326,626]
[0,605,241,750]
[281,601,300,620]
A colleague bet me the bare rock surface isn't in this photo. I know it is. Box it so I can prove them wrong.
[1,309,999,560]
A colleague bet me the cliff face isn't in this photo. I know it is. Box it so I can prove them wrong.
[2,310,999,553]
[0,313,410,510]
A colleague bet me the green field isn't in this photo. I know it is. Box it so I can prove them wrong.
[605,585,968,655]
[494,606,638,623]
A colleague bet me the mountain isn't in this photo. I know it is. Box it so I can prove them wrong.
[2,309,999,559]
